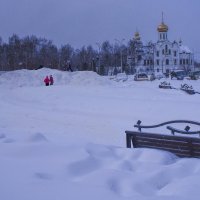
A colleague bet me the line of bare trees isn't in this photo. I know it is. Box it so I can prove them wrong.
[0,34,137,75]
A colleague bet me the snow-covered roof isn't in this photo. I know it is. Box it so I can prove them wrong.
[179,45,192,53]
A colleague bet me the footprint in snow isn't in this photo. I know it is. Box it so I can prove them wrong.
[0,133,6,139]
[29,133,48,143]
[67,156,101,177]
[3,138,15,143]
[34,172,52,180]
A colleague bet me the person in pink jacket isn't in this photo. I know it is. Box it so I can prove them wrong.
[44,76,50,86]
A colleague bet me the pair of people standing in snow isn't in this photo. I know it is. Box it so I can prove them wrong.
[44,75,54,86]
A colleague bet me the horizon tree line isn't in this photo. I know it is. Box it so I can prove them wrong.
[0,34,132,75]
[0,34,199,75]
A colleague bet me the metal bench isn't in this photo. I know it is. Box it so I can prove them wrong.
[180,84,195,95]
[125,120,200,158]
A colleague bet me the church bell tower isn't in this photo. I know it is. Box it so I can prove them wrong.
[157,13,168,41]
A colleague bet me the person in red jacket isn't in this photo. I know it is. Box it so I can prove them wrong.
[44,76,50,86]
[49,75,54,85]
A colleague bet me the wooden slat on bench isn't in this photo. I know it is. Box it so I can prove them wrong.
[125,131,200,158]
[134,145,190,157]
[191,143,200,149]
[134,134,189,143]
[134,136,189,147]
[134,139,190,151]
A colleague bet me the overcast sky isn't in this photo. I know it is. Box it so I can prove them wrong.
[0,0,200,58]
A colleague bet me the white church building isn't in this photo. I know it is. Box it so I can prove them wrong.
[127,17,194,74]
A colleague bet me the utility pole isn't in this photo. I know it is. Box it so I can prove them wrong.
[96,42,102,74]
[115,38,125,73]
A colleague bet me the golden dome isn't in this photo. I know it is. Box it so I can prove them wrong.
[134,31,140,40]
[157,22,168,32]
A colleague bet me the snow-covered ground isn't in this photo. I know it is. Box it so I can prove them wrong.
[0,68,200,200]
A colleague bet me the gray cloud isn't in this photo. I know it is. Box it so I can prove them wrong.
[0,0,199,58]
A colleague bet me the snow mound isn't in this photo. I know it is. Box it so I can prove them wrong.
[34,172,53,180]
[66,143,182,198]
[3,138,15,143]
[0,133,6,139]
[29,133,48,143]
[0,68,113,88]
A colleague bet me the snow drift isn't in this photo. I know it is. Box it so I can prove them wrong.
[0,69,200,200]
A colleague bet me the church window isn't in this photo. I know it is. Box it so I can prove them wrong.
[156,59,159,65]
[174,51,177,57]
[183,59,185,65]
[162,49,165,55]
[156,51,159,57]
[165,45,168,54]
[163,34,165,40]
[169,50,171,55]
[186,59,189,65]
[174,59,177,65]
[166,59,169,65]
[157,68,159,72]
[180,59,182,65]
[144,60,146,66]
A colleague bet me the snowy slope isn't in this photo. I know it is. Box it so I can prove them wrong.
[0,68,114,87]
[0,69,200,200]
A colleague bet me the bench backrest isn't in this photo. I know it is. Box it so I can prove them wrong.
[125,131,200,158]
